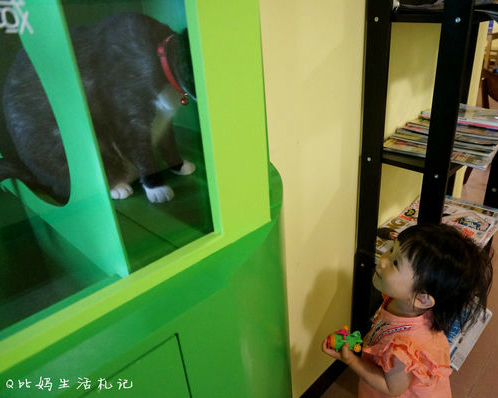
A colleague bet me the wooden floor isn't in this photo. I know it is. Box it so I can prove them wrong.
[321,167,498,398]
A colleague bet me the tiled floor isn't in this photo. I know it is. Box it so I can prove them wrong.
[321,168,498,398]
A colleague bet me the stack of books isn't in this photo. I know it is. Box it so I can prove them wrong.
[383,104,498,170]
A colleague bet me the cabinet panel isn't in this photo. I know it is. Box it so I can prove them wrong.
[84,335,190,398]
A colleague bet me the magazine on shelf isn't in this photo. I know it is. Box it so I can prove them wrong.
[376,215,414,257]
[403,119,498,143]
[383,138,493,170]
[393,128,497,156]
[375,195,498,258]
[420,104,498,131]
[447,305,493,371]
[384,108,498,170]
[383,138,426,157]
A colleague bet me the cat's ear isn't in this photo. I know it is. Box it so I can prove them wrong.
[413,293,435,310]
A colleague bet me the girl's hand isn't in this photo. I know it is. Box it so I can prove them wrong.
[322,338,412,396]
[321,339,357,365]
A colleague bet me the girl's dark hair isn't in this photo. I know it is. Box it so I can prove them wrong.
[397,223,493,334]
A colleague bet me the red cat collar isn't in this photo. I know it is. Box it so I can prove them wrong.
[157,35,189,105]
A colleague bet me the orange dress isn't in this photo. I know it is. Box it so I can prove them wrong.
[358,295,452,398]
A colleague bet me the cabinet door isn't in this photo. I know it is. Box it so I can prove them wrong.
[84,335,190,397]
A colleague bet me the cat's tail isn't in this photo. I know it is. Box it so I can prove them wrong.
[0,157,36,185]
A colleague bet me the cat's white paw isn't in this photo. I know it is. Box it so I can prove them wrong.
[170,160,196,176]
[111,183,134,199]
[144,185,174,203]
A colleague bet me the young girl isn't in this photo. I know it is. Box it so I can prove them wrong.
[323,224,493,397]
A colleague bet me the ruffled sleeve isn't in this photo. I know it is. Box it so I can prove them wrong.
[363,333,452,385]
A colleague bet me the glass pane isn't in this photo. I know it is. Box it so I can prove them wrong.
[0,0,212,332]
[63,0,212,271]
[0,8,88,332]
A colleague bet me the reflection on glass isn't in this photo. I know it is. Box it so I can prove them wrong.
[0,190,113,331]
[1,18,71,206]
[0,0,212,333]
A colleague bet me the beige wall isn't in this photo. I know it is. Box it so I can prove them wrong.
[260,1,488,395]
[259,1,365,395]
[379,23,440,222]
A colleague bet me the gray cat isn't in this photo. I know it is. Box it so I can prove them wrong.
[1,12,196,204]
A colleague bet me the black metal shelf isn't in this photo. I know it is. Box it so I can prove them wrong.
[307,2,498,394]
[382,151,463,175]
[352,0,481,335]
[392,7,491,23]
[392,8,445,23]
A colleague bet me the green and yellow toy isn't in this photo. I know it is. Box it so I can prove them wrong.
[326,325,362,353]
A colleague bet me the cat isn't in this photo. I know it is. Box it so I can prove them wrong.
[1,12,196,204]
